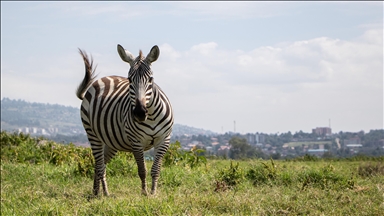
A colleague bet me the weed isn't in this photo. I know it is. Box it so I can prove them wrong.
[163,141,207,168]
[107,152,135,177]
[246,159,277,185]
[246,158,295,186]
[357,163,384,178]
[163,141,183,167]
[289,154,319,162]
[216,161,244,188]
[298,164,354,190]
[214,180,229,192]
[2,131,384,215]
[159,168,183,188]
[182,146,207,169]
[74,148,94,177]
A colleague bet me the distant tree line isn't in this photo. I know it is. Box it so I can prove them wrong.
[228,136,267,159]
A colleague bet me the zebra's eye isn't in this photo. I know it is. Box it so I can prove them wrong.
[149,77,154,83]
[128,77,132,83]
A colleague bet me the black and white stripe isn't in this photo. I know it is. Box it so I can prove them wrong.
[76,44,174,196]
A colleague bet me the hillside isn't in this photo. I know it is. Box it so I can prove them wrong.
[0,97,216,137]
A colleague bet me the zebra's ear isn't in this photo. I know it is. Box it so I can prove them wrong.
[117,44,135,66]
[145,45,160,63]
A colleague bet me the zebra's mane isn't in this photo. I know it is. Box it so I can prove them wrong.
[138,50,143,60]
[130,50,151,77]
[132,50,145,67]
[133,50,146,68]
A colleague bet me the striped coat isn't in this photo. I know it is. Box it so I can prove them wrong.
[76,44,173,196]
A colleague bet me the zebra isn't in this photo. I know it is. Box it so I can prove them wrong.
[76,44,174,196]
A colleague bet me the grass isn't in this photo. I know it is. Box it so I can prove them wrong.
[2,160,384,215]
[1,131,384,215]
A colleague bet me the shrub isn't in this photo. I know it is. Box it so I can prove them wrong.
[289,154,319,162]
[358,163,384,178]
[107,152,135,177]
[246,158,277,185]
[163,141,207,168]
[1,131,52,164]
[216,161,244,189]
[73,147,94,177]
[246,158,294,186]
[298,164,354,190]
[1,131,95,177]
[163,141,183,167]
[159,168,183,188]
[182,146,207,169]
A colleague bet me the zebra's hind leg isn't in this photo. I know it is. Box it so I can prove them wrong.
[133,149,148,195]
[90,141,110,196]
[104,145,118,164]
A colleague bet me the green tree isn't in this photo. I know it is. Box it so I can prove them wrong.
[228,136,266,159]
[229,136,249,159]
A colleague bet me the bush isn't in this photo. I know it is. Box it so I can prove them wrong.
[358,163,384,178]
[289,154,319,162]
[1,131,94,177]
[246,158,294,187]
[246,158,277,185]
[163,141,183,167]
[216,161,244,189]
[163,141,207,168]
[298,164,354,190]
[1,131,46,163]
[107,152,135,177]
[183,146,207,169]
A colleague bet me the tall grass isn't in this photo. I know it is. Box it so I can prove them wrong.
[1,131,384,215]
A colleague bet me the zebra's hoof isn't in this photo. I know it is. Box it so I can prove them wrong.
[142,189,148,196]
[86,194,99,201]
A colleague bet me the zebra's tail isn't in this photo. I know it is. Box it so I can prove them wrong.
[76,49,97,100]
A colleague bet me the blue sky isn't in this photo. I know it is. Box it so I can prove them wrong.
[1,2,383,134]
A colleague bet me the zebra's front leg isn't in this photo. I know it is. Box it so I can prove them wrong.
[133,150,148,196]
[150,156,163,195]
[150,143,169,195]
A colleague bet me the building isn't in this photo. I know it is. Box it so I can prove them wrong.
[217,145,231,158]
[247,133,256,144]
[345,137,361,145]
[346,144,363,148]
[307,149,328,157]
[246,133,265,145]
[312,127,332,136]
[256,133,265,144]
[346,144,363,154]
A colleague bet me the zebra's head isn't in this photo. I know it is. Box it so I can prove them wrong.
[117,44,160,122]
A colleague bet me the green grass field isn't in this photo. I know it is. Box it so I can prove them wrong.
[1,131,384,215]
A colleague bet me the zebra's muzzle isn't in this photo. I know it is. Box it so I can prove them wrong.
[133,98,148,122]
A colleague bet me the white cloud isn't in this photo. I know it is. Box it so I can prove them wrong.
[190,42,218,56]
[173,1,298,20]
[1,22,382,133]
[159,44,181,62]
[151,28,382,133]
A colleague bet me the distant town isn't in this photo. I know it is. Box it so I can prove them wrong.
[2,98,383,158]
[172,126,384,158]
